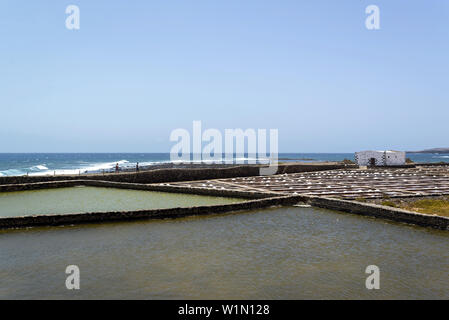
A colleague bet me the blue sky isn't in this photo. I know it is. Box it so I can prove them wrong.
[0,0,448,152]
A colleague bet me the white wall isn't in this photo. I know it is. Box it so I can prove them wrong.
[355,151,384,166]
[355,151,405,166]
[385,151,406,165]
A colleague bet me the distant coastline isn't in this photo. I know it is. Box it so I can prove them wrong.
[1,153,449,177]
[407,147,449,154]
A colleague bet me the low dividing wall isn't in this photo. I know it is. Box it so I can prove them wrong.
[0,163,354,185]
[0,180,276,199]
[415,163,449,167]
[85,180,276,199]
[0,180,86,193]
[1,179,447,230]
[0,195,303,229]
[305,196,449,230]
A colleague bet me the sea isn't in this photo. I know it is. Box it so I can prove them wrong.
[0,153,448,177]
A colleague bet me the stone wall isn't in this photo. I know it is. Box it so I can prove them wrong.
[305,196,449,230]
[0,163,354,185]
[85,180,276,199]
[2,172,447,231]
[0,195,304,229]
[1,180,448,230]
[0,180,86,193]
[0,179,276,199]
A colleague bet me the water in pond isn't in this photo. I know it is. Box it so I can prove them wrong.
[0,206,447,299]
[0,186,242,217]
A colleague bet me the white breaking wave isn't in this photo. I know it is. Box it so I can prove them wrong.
[0,169,26,176]
[29,160,131,176]
[31,165,49,171]
[1,157,270,177]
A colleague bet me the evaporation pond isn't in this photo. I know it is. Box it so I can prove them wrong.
[0,186,243,218]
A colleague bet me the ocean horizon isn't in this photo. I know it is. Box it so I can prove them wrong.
[1,152,448,177]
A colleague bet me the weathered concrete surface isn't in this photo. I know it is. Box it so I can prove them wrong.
[0,163,354,185]
[0,195,304,229]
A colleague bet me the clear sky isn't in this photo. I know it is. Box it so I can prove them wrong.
[1,0,448,152]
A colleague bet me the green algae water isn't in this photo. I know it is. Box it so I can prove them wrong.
[0,206,448,299]
[0,186,242,217]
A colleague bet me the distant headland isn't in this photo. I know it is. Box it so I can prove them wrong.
[407,148,449,154]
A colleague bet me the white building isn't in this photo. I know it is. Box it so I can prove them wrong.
[355,150,406,166]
